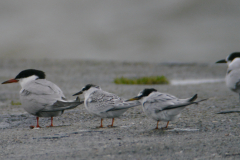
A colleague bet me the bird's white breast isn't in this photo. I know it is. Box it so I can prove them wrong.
[226,58,240,92]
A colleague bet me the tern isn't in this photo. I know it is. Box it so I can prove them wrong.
[2,69,83,128]
[126,88,207,129]
[73,84,141,128]
[216,52,240,102]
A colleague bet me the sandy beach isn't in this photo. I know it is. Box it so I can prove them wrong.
[0,59,239,160]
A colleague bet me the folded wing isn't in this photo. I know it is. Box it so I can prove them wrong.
[20,79,81,114]
[86,90,140,113]
[143,93,199,113]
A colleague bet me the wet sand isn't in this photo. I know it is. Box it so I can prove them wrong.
[0,59,239,159]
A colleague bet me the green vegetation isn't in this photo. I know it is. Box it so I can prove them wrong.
[11,101,21,105]
[114,76,169,85]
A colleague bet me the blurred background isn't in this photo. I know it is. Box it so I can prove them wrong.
[0,0,240,63]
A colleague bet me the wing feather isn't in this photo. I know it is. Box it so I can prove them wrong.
[143,92,180,112]
[86,90,140,113]
[20,79,68,114]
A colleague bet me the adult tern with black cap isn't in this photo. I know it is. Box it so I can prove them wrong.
[216,52,240,102]
[73,84,141,128]
[126,88,207,129]
[2,69,83,129]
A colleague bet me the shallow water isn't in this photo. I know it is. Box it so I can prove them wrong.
[171,78,225,85]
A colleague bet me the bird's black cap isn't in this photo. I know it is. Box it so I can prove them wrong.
[15,69,45,79]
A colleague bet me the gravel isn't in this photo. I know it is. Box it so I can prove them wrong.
[0,59,239,160]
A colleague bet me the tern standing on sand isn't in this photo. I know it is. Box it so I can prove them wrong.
[73,84,141,128]
[127,88,207,129]
[2,69,83,128]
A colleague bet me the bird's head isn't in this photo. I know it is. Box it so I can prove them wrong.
[72,84,100,96]
[126,88,157,101]
[216,52,240,65]
[2,69,45,87]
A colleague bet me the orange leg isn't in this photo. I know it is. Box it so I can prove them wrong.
[155,121,159,129]
[108,118,114,127]
[98,118,104,128]
[165,121,169,128]
[47,117,54,127]
[30,117,41,129]
[36,117,40,128]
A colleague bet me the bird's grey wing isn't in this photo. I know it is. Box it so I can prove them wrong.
[21,79,65,100]
[160,103,192,111]
[161,96,207,111]
[143,93,180,112]
[23,79,65,98]
[106,98,141,112]
[20,79,66,113]
[86,90,140,113]
[41,97,84,112]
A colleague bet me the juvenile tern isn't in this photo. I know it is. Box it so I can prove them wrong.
[73,84,141,128]
[2,69,83,128]
[126,88,207,129]
[216,52,240,102]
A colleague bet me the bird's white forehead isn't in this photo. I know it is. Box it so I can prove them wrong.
[137,91,143,96]
[226,54,230,61]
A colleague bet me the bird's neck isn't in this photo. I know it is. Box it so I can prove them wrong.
[19,75,39,88]
[84,87,100,98]
[228,58,240,71]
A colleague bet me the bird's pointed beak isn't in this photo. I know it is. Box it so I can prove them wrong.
[126,96,141,102]
[216,59,227,63]
[2,79,19,84]
[72,91,83,96]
